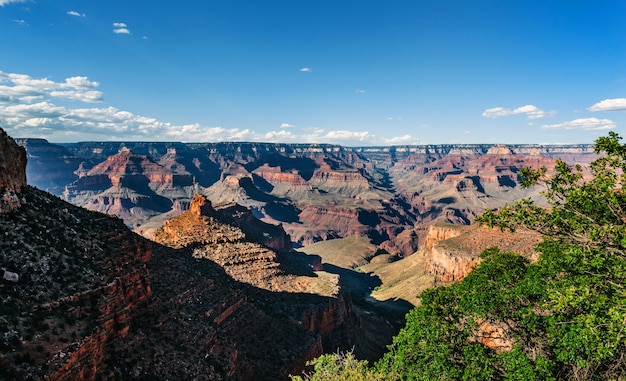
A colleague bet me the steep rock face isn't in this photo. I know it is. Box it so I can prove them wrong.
[152,194,285,289]
[424,223,465,250]
[104,246,327,380]
[62,147,193,227]
[0,128,27,213]
[308,162,370,196]
[216,202,293,252]
[295,206,375,245]
[252,164,310,187]
[423,224,541,283]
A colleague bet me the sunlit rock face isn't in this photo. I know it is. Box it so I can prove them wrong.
[422,223,541,283]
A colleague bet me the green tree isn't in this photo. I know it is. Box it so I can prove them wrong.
[290,350,390,381]
[297,133,626,380]
[376,248,554,380]
[477,131,626,379]
[378,132,626,380]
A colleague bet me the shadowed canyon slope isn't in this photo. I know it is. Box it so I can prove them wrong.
[1,130,361,380]
[18,139,596,257]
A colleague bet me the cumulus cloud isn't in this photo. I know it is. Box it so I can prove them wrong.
[0,71,103,104]
[588,98,626,112]
[355,89,365,94]
[0,70,416,145]
[13,19,27,26]
[541,118,615,131]
[0,0,25,6]
[67,11,86,17]
[0,71,102,104]
[382,134,416,145]
[482,104,554,120]
[299,67,312,73]
[264,130,297,141]
[113,22,130,34]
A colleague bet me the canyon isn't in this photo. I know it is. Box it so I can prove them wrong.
[0,129,360,380]
[2,133,598,380]
[17,139,595,257]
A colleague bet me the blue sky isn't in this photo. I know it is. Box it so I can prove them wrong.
[1,0,625,145]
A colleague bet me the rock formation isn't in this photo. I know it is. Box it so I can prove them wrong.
[0,128,27,213]
[423,223,541,283]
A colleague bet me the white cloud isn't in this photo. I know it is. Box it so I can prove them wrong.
[13,19,27,26]
[482,104,554,120]
[382,134,416,145]
[0,0,25,6]
[0,69,416,146]
[67,11,86,18]
[321,130,372,141]
[0,71,103,104]
[264,130,297,141]
[541,118,615,131]
[355,89,365,94]
[113,22,130,34]
[299,67,312,73]
[588,98,626,112]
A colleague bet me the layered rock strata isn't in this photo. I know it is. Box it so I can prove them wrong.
[423,223,541,283]
[20,139,598,257]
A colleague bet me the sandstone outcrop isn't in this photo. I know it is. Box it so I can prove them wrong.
[423,223,541,283]
[472,318,514,352]
[153,193,360,360]
[0,128,26,213]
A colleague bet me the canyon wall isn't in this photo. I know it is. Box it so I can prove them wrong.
[19,139,596,257]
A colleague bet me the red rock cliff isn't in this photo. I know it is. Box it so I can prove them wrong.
[424,223,541,283]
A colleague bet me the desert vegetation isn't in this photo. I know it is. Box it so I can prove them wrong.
[293,133,626,380]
